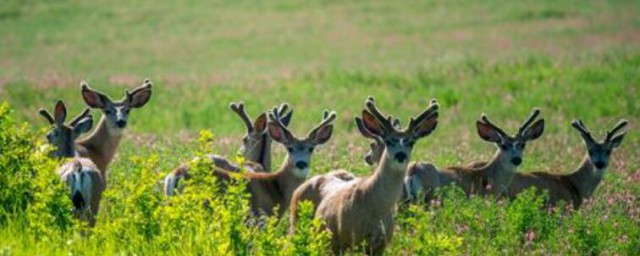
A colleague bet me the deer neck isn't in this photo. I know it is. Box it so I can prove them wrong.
[360,149,408,213]
[260,135,272,172]
[566,155,602,201]
[272,155,306,206]
[482,150,518,195]
[76,115,123,174]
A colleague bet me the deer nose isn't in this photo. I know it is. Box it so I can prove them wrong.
[116,120,127,128]
[394,152,407,163]
[511,157,522,166]
[295,161,308,170]
[595,161,606,169]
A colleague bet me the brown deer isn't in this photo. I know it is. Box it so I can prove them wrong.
[209,108,335,218]
[400,108,545,204]
[39,100,105,227]
[290,97,439,255]
[507,119,628,209]
[163,103,293,196]
[76,79,153,181]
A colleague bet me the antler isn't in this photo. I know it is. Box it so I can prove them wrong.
[480,114,508,137]
[308,109,336,136]
[518,108,541,136]
[571,119,595,142]
[69,108,92,127]
[38,109,55,125]
[125,78,153,98]
[408,99,439,131]
[364,96,394,131]
[605,119,628,142]
[230,102,254,133]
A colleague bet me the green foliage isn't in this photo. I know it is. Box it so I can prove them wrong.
[291,201,331,256]
[0,102,74,237]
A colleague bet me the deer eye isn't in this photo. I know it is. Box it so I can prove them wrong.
[104,109,112,115]
[287,147,294,153]
[123,108,130,114]
[406,140,415,147]
[308,147,314,153]
[605,149,612,155]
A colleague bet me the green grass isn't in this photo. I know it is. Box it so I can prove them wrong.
[1,0,639,254]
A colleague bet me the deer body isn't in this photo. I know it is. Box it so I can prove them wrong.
[208,108,336,218]
[76,79,153,181]
[402,109,545,204]
[75,116,123,175]
[40,100,105,227]
[163,103,293,196]
[291,97,439,255]
[507,120,627,208]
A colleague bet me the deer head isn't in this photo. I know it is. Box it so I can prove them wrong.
[572,119,627,171]
[39,100,94,158]
[80,79,152,131]
[231,102,293,163]
[357,96,439,167]
[356,115,401,166]
[476,108,545,167]
[267,109,336,178]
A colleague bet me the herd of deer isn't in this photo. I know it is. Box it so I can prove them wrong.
[39,79,628,255]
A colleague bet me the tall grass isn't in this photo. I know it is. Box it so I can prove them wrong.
[0,102,638,255]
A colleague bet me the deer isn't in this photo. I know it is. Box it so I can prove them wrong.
[163,102,293,196]
[507,119,628,209]
[76,79,153,183]
[208,108,336,218]
[39,100,105,227]
[290,97,440,255]
[399,108,545,204]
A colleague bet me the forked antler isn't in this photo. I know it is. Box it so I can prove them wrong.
[605,120,628,142]
[518,108,541,136]
[39,109,55,125]
[480,114,508,137]
[308,109,336,137]
[69,108,92,126]
[230,102,254,133]
[572,119,596,143]
[364,96,394,131]
[408,99,439,131]
[125,79,153,98]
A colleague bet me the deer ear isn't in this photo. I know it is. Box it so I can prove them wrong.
[610,133,626,148]
[253,113,268,134]
[268,122,290,144]
[54,100,67,125]
[355,117,377,139]
[128,88,152,108]
[311,125,333,145]
[73,117,94,135]
[477,121,502,143]
[522,119,545,141]
[81,83,109,109]
[361,110,384,137]
[412,114,438,139]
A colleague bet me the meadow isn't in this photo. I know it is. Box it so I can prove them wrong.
[1,0,639,255]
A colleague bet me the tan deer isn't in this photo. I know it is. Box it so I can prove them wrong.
[39,100,105,227]
[290,97,439,255]
[209,108,335,218]
[401,108,545,204]
[507,119,628,209]
[163,103,293,196]
[76,79,152,182]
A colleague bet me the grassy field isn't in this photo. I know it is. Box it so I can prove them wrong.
[1,0,639,255]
